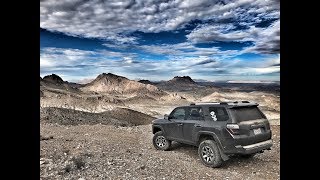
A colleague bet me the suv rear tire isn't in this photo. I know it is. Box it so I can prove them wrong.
[153,131,171,151]
[198,140,223,168]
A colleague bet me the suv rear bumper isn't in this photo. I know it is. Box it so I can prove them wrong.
[234,139,272,154]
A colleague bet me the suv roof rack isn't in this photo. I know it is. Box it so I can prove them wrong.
[232,101,251,103]
[195,102,220,105]
[241,101,250,103]
[193,101,254,106]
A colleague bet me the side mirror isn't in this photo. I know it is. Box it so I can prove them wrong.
[164,114,169,120]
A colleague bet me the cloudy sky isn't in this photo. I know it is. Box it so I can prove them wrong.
[40,0,280,82]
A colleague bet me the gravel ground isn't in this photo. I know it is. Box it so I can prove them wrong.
[40,123,280,180]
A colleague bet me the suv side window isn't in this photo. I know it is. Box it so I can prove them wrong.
[208,107,229,121]
[171,108,186,120]
[187,107,204,120]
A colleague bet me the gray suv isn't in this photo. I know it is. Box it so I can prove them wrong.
[152,101,272,167]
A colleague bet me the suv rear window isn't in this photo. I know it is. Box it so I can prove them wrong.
[229,106,265,122]
[208,107,229,121]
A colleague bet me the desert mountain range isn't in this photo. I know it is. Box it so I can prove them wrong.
[80,73,165,96]
[40,72,280,121]
[40,73,200,96]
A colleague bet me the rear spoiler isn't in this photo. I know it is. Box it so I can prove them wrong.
[228,103,259,108]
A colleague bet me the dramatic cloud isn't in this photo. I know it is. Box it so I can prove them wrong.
[40,0,280,81]
[187,24,247,42]
[243,20,280,54]
[105,42,240,58]
[187,20,280,54]
[41,0,279,44]
[40,47,279,81]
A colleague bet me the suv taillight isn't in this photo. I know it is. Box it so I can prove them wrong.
[226,124,240,135]
[266,122,270,130]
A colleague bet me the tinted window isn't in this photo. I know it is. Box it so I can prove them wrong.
[230,106,264,122]
[171,108,186,120]
[187,107,204,120]
[208,107,229,121]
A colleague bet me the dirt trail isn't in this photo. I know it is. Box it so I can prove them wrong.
[40,123,280,180]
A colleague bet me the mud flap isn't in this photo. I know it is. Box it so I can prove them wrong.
[218,146,229,161]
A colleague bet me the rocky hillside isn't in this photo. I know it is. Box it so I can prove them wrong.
[168,76,196,84]
[81,73,166,96]
[40,107,155,126]
[40,74,80,93]
[138,80,157,85]
[42,74,64,84]
[157,76,198,91]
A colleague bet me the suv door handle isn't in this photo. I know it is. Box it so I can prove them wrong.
[177,123,183,126]
[194,124,201,127]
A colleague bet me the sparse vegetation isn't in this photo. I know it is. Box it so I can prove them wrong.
[40,135,53,141]
[64,164,72,173]
[72,156,86,169]
[62,148,70,155]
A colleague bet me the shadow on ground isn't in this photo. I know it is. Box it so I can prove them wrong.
[169,141,262,168]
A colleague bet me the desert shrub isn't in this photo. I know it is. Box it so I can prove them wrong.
[72,156,85,169]
[64,164,72,173]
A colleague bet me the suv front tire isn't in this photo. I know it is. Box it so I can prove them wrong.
[152,131,171,151]
[198,140,223,167]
